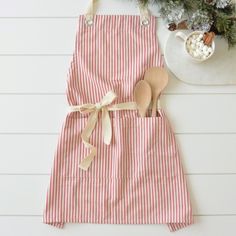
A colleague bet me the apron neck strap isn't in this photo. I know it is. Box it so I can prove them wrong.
[85,0,151,26]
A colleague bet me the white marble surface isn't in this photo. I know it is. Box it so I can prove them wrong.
[165,30,236,85]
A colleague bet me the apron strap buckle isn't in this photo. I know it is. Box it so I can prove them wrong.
[139,2,150,26]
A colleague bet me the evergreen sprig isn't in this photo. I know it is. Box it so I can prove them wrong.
[138,0,236,48]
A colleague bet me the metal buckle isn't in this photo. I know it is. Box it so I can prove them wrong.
[141,18,150,26]
[85,14,93,26]
[140,14,150,26]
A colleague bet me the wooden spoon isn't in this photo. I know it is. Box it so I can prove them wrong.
[144,67,169,117]
[134,80,152,117]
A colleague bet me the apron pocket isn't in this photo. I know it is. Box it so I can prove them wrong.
[110,113,178,179]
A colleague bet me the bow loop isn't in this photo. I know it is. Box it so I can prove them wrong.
[100,90,117,107]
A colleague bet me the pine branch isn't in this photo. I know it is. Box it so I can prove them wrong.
[137,0,236,48]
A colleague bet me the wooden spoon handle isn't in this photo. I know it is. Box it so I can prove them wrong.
[151,96,158,117]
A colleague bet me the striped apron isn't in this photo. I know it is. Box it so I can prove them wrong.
[43,0,194,231]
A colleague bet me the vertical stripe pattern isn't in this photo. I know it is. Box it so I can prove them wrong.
[43,15,194,232]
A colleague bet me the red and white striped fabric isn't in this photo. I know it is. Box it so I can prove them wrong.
[43,14,194,232]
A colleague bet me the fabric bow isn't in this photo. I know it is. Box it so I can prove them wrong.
[69,91,137,171]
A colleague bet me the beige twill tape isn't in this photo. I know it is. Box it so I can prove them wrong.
[68,91,138,171]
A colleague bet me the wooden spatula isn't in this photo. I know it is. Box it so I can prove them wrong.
[134,80,152,117]
[144,67,169,117]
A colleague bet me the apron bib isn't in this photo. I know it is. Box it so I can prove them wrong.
[43,0,194,231]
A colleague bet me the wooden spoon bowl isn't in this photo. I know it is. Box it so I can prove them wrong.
[144,67,169,117]
[134,80,152,117]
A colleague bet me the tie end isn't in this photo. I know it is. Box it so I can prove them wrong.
[78,164,89,171]
[78,156,94,171]
[104,139,111,145]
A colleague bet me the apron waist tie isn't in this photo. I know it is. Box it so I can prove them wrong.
[68,91,138,171]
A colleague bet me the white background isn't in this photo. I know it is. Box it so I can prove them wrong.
[0,0,236,235]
